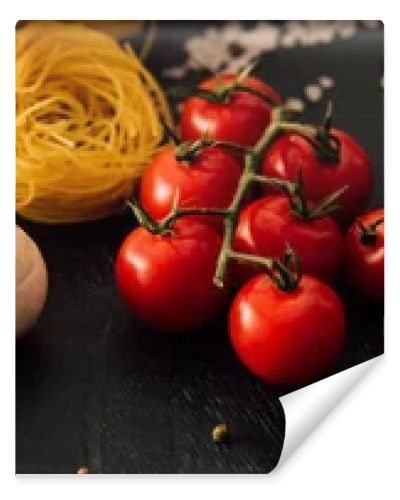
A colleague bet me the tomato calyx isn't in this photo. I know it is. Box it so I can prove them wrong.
[314,101,341,163]
[275,245,302,291]
[174,138,252,163]
[161,116,253,163]
[127,199,160,234]
[287,169,348,221]
[278,101,341,164]
[127,197,230,236]
[357,216,384,246]
[169,63,280,108]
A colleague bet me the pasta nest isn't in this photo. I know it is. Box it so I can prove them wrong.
[16,22,172,223]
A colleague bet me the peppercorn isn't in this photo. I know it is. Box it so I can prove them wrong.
[211,423,231,443]
[76,466,89,474]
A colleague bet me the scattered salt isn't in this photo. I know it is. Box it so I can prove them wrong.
[163,21,361,79]
[280,20,354,49]
[161,21,381,113]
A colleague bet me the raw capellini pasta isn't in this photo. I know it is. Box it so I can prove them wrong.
[16,21,172,223]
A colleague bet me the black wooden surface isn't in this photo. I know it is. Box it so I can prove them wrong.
[16,21,383,474]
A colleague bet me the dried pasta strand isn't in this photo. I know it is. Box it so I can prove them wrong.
[16,21,172,223]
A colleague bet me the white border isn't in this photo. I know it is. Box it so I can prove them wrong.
[3,2,398,498]
[277,356,383,470]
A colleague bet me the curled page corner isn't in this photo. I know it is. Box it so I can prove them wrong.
[275,355,383,471]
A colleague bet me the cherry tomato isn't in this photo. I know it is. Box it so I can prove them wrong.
[229,274,346,386]
[180,74,281,148]
[234,195,343,283]
[262,129,373,224]
[115,219,227,334]
[344,208,384,301]
[140,145,241,231]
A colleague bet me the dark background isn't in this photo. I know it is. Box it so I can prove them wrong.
[16,21,383,474]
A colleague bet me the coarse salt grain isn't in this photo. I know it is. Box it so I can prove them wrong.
[304,84,323,102]
[319,75,335,89]
[285,97,305,113]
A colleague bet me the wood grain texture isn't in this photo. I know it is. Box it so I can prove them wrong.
[16,22,383,474]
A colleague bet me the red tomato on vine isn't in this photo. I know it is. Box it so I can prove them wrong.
[180,74,281,148]
[115,219,227,334]
[234,194,344,283]
[229,274,346,386]
[345,208,384,301]
[262,128,373,224]
[140,145,241,232]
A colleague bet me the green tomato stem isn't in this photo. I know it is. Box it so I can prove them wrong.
[214,118,290,288]
[129,104,341,293]
[126,200,158,233]
[212,109,340,289]
[160,207,232,232]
